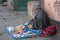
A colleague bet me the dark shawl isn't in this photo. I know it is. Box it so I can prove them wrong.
[29,10,50,30]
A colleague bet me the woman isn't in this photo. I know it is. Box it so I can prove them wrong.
[29,4,50,30]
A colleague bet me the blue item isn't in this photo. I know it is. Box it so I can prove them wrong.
[4,27,10,33]
[24,22,28,27]
[32,29,41,35]
[23,28,41,35]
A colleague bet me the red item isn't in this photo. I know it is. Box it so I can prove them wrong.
[40,26,57,37]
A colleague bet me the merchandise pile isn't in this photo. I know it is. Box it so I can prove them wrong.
[4,23,57,40]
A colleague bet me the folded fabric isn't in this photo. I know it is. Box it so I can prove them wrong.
[5,26,41,39]
[41,25,57,37]
[4,26,15,33]
[10,31,37,38]
[23,28,41,35]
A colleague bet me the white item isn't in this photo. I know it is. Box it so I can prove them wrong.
[26,31,32,34]
[13,34,21,37]
[21,35,25,37]
[7,27,14,32]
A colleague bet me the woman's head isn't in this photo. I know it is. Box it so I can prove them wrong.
[35,5,41,13]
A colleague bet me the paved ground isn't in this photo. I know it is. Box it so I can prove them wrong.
[0,6,60,40]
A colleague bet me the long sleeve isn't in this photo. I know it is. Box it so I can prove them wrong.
[29,10,49,30]
[33,11,47,29]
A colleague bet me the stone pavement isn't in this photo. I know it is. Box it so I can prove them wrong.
[0,6,60,40]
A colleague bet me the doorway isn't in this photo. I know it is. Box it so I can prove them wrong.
[13,0,44,11]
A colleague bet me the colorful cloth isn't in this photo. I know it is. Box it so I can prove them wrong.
[41,26,57,37]
[4,25,41,38]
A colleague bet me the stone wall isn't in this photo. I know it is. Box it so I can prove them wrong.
[0,0,3,4]
[44,0,60,21]
[7,0,13,10]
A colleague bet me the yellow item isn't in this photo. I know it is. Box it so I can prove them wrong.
[18,30,24,33]
[15,24,25,31]
[28,25,32,29]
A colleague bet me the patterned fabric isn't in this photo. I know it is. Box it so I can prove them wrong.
[41,26,57,37]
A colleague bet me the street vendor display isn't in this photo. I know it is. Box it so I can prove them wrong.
[5,23,41,40]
